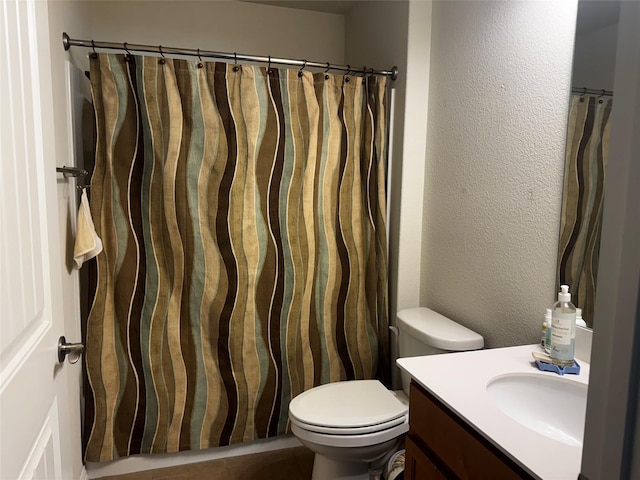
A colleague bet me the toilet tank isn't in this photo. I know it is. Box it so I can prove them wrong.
[396,308,484,393]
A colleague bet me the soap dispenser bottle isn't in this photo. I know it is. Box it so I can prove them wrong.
[550,285,576,366]
[543,308,553,353]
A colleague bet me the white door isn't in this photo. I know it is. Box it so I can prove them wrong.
[1,0,82,478]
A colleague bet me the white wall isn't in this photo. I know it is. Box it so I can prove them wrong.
[395,1,432,314]
[78,0,344,71]
[420,0,578,348]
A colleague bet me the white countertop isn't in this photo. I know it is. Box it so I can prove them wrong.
[397,344,590,480]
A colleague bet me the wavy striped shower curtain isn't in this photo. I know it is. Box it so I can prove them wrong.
[557,94,612,326]
[83,54,390,461]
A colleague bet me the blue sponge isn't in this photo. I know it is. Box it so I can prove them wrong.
[535,359,581,375]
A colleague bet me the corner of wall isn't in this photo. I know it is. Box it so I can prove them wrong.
[396,0,431,313]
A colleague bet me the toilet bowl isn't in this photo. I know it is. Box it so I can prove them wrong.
[288,308,484,480]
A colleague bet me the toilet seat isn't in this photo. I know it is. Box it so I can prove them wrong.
[290,411,406,435]
[290,415,409,449]
[289,380,408,435]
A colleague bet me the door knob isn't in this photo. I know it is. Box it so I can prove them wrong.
[57,336,84,364]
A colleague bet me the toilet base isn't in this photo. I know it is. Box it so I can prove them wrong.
[311,453,384,480]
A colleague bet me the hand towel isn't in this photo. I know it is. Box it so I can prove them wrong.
[74,189,103,269]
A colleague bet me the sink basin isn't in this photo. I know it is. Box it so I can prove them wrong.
[486,373,587,447]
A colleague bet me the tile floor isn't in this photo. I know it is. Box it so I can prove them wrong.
[98,446,314,480]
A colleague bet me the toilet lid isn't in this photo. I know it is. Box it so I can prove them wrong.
[288,380,407,429]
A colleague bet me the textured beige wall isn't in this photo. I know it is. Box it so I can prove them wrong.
[420,0,578,348]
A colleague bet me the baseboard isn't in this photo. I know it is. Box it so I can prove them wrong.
[85,435,302,478]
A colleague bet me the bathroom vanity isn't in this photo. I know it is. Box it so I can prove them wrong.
[398,345,589,480]
[404,381,532,479]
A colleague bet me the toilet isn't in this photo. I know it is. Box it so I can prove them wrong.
[289,307,484,480]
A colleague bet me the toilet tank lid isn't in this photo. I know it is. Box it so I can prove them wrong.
[396,307,484,351]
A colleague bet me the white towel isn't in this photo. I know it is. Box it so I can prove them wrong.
[73,190,103,269]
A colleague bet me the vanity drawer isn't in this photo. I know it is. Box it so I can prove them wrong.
[408,381,533,480]
[405,435,448,480]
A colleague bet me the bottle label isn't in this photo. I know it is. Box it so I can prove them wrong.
[551,312,575,346]
[551,311,576,362]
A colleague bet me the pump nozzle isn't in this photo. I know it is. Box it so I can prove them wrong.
[558,284,571,302]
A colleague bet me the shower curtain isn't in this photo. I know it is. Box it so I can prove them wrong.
[84,54,390,461]
[557,94,612,326]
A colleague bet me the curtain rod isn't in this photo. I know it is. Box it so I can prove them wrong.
[62,33,399,81]
[571,87,614,97]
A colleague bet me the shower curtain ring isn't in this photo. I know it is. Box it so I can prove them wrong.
[197,48,203,68]
[90,40,97,59]
[234,52,237,65]
[159,45,166,64]
[345,65,352,83]
[123,42,132,62]
[298,60,306,77]
[360,66,368,84]
[267,55,272,74]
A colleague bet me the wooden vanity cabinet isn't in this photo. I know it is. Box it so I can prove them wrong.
[404,382,535,480]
